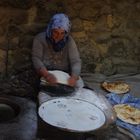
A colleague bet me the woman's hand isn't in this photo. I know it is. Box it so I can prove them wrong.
[38,68,57,85]
[45,73,57,85]
[68,75,78,87]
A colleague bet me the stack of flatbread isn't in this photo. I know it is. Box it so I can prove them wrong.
[102,81,130,94]
[114,104,140,125]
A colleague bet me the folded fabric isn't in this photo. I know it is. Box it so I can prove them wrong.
[106,93,140,139]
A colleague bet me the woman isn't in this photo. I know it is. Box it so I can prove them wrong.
[32,13,83,87]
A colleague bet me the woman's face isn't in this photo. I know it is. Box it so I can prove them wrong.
[51,28,65,43]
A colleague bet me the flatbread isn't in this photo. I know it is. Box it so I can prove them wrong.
[113,104,140,125]
[48,70,70,85]
[40,70,70,85]
[102,81,130,94]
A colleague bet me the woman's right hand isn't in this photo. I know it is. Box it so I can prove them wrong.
[38,68,57,85]
[45,73,57,85]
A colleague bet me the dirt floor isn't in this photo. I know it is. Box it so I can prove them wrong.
[36,73,140,140]
[1,73,139,140]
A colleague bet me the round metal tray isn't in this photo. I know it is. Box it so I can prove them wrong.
[39,97,106,132]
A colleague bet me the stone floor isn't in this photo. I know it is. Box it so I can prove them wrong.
[0,73,140,140]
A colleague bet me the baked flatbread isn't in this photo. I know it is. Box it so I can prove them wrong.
[102,81,130,94]
[114,104,140,125]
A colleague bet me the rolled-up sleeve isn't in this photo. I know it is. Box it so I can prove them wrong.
[32,37,46,70]
[68,36,81,76]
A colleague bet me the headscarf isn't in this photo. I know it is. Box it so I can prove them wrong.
[46,13,71,52]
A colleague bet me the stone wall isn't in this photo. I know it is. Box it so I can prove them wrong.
[0,0,140,97]
[0,0,140,77]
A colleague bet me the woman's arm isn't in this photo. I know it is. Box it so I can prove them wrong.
[68,36,81,86]
[32,37,46,71]
[32,37,57,84]
[68,36,81,77]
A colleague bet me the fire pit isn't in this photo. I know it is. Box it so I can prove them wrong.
[0,97,20,123]
[0,95,37,140]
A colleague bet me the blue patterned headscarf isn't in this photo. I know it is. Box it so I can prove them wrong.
[46,13,71,52]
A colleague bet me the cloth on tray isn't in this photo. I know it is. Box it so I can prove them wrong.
[106,93,140,139]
